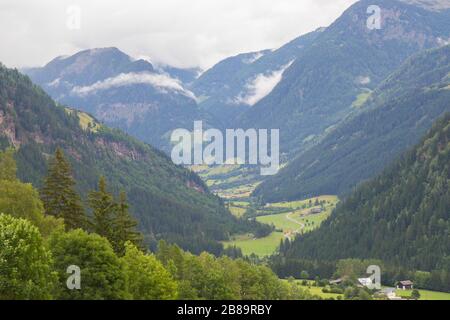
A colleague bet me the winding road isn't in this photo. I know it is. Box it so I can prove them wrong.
[284,211,306,238]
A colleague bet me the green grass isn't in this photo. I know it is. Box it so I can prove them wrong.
[65,108,101,132]
[228,205,246,218]
[216,183,260,200]
[232,201,250,207]
[396,289,450,300]
[351,91,372,108]
[266,195,338,209]
[224,197,339,257]
[257,213,300,231]
[296,208,334,233]
[223,232,284,256]
[299,285,342,300]
[287,280,342,299]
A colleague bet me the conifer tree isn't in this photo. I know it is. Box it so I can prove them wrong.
[112,191,142,256]
[41,148,86,230]
[88,176,117,241]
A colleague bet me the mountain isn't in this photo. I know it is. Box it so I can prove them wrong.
[191,29,322,127]
[23,48,206,152]
[156,64,201,85]
[0,63,259,254]
[280,113,450,272]
[237,0,450,155]
[255,44,450,202]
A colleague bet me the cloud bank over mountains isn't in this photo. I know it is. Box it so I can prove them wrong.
[0,0,357,69]
[235,60,294,106]
[71,72,198,101]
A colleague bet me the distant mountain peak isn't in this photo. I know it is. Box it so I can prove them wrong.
[398,0,450,11]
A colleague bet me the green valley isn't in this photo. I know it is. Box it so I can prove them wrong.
[223,196,338,257]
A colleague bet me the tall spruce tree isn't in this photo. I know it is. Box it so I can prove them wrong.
[113,191,142,256]
[88,176,117,241]
[41,148,85,230]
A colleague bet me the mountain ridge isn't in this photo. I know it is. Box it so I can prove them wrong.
[0,63,259,254]
[254,44,450,202]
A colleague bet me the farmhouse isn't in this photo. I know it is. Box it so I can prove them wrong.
[310,207,323,214]
[357,277,373,288]
[329,278,343,285]
[396,280,414,290]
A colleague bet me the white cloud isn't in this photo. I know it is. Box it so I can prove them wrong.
[71,72,198,100]
[0,0,357,69]
[243,52,266,64]
[235,60,294,106]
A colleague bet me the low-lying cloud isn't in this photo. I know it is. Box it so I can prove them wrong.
[235,60,294,106]
[0,0,357,69]
[71,72,197,100]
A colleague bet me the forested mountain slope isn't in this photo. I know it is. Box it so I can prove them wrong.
[23,48,207,152]
[255,44,450,202]
[0,64,257,254]
[282,114,450,272]
[238,0,450,155]
[191,29,322,126]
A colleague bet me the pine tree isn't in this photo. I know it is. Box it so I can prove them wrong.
[41,148,86,230]
[88,176,117,241]
[112,191,142,256]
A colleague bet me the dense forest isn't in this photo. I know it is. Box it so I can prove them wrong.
[274,114,450,291]
[0,64,270,254]
[255,44,450,202]
[0,147,314,300]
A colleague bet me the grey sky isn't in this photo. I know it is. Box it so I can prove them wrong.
[0,0,357,69]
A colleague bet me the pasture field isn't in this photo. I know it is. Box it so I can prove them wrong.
[266,195,338,209]
[297,284,342,300]
[396,289,450,300]
[224,232,284,257]
[284,280,343,299]
[228,205,247,217]
[224,197,339,256]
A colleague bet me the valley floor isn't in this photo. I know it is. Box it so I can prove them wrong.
[191,164,338,257]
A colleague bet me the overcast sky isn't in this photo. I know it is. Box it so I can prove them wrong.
[0,0,357,70]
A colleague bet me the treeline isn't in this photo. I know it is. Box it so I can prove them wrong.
[0,148,314,300]
[271,256,450,293]
[272,114,450,292]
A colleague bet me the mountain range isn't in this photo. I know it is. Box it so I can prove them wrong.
[237,0,450,156]
[14,0,450,268]
[254,44,450,202]
[0,63,262,254]
[24,48,208,152]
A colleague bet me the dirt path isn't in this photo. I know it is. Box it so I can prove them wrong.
[285,211,305,238]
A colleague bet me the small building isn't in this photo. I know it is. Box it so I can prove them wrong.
[358,277,373,288]
[396,280,414,290]
[329,278,343,285]
[310,208,323,214]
